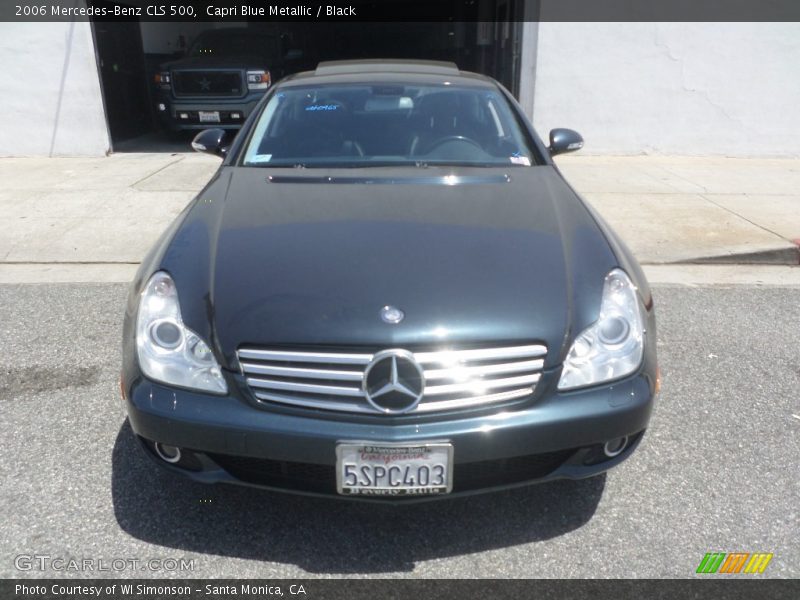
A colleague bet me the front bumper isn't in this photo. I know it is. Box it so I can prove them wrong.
[123,368,656,500]
[156,94,262,131]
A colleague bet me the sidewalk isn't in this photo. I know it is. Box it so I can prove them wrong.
[558,156,800,265]
[0,153,798,283]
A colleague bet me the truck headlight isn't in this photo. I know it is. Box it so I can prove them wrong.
[135,272,227,394]
[557,269,645,390]
[154,71,171,86]
[246,70,271,90]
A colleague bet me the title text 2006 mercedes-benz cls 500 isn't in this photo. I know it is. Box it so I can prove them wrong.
[121,60,658,500]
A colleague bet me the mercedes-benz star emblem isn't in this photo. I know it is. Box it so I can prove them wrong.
[363,350,425,414]
[198,77,212,91]
[380,305,404,324]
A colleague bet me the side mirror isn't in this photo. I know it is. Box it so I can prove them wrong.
[548,128,584,156]
[191,128,228,157]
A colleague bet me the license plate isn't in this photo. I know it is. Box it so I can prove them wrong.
[198,111,220,123]
[336,442,453,497]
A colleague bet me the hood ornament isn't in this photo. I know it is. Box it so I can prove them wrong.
[380,305,404,324]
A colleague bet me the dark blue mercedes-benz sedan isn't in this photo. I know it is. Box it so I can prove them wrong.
[120,60,659,500]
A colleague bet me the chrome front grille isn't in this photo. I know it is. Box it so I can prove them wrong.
[237,344,547,415]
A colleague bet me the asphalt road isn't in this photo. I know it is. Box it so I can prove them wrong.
[0,283,797,578]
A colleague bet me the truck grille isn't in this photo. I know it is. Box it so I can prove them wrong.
[172,70,244,97]
[237,344,547,415]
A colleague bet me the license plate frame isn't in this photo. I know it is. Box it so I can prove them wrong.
[198,110,221,123]
[336,441,453,497]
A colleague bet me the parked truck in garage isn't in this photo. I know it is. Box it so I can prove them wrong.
[153,27,304,132]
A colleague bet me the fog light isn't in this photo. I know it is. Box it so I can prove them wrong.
[154,442,182,464]
[157,103,166,112]
[179,112,189,120]
[603,436,628,458]
[231,112,241,119]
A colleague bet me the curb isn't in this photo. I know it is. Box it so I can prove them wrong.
[678,244,800,266]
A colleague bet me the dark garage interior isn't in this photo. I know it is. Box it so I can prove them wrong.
[91,3,525,151]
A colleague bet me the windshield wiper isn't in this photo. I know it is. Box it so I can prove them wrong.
[247,160,510,169]
[245,162,306,168]
[266,174,512,185]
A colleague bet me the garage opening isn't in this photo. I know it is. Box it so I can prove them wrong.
[92,8,526,152]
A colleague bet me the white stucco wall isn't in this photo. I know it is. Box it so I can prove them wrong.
[3,20,800,158]
[0,22,110,156]
[525,22,800,157]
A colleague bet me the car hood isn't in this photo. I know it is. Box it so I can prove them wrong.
[162,166,619,369]
[161,56,271,70]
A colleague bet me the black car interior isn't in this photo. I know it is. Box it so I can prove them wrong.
[252,86,530,164]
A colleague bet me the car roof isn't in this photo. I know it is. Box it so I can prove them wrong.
[315,59,460,76]
[281,59,497,88]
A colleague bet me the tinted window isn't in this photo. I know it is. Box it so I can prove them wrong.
[242,83,536,167]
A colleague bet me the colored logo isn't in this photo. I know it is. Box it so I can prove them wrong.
[696,552,773,574]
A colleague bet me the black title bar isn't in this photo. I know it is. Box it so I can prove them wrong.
[4,0,800,22]
[3,579,800,600]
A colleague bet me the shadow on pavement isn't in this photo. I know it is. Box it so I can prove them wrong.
[112,421,605,574]
[112,129,243,154]
[112,131,196,154]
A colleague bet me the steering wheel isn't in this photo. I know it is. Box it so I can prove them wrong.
[342,139,365,157]
[424,136,483,154]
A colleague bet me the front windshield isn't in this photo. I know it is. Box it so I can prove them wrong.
[242,83,537,168]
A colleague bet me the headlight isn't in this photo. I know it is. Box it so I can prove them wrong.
[557,269,645,390]
[246,70,271,90]
[136,272,228,394]
[154,71,171,86]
